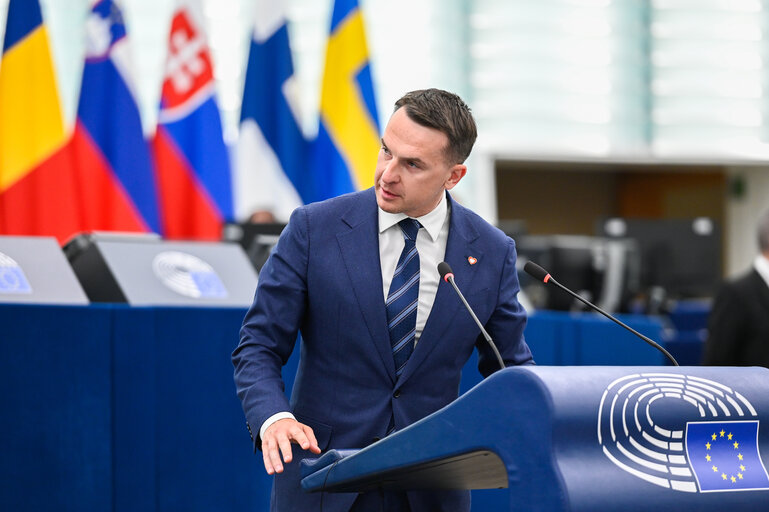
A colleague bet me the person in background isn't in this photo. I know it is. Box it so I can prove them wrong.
[703,206,769,367]
[232,88,534,512]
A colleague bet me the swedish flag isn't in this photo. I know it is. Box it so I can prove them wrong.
[313,0,380,201]
[686,421,769,492]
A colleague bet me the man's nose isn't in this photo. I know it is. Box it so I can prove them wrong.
[381,159,399,182]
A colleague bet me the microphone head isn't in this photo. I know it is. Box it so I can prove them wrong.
[523,261,550,283]
[437,261,453,282]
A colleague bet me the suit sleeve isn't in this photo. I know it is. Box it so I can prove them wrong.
[703,282,745,365]
[478,236,533,377]
[232,207,310,449]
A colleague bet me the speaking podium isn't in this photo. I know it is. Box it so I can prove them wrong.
[301,366,769,511]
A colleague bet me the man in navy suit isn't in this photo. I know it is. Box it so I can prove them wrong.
[704,206,769,367]
[232,88,534,511]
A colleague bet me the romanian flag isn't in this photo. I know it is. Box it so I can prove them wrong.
[313,0,380,200]
[234,0,311,222]
[68,0,160,234]
[152,1,233,239]
[0,0,79,242]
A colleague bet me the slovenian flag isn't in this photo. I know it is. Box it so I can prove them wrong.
[68,0,161,234]
[234,0,312,222]
[313,0,380,200]
[152,0,233,240]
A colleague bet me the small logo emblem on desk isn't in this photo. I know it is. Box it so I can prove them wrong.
[597,373,769,493]
[0,251,32,294]
[152,251,227,299]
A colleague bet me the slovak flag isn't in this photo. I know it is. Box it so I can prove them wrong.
[152,1,233,240]
[68,0,161,234]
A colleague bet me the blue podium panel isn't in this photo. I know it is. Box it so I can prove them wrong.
[111,306,267,512]
[0,304,113,512]
[111,306,157,512]
[153,307,261,512]
[301,366,769,511]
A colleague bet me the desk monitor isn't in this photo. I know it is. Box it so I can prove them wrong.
[516,235,639,313]
[598,217,720,300]
[222,222,286,272]
[63,233,257,306]
[0,236,88,305]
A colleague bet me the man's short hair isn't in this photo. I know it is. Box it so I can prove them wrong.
[758,206,769,252]
[394,88,477,165]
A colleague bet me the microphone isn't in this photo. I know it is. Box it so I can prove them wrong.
[523,261,679,366]
[438,262,505,371]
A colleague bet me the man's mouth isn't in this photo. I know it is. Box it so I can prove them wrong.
[380,187,398,199]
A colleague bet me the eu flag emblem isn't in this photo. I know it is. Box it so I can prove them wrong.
[0,254,32,294]
[686,421,769,492]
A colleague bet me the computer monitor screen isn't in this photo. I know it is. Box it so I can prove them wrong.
[598,217,720,300]
[545,241,602,310]
[516,235,639,313]
[222,222,286,272]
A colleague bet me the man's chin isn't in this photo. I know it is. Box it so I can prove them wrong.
[376,195,401,213]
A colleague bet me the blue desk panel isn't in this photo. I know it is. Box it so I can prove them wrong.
[0,304,113,512]
[1,304,681,512]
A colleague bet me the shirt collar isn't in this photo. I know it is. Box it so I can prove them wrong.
[378,192,448,243]
[753,254,769,287]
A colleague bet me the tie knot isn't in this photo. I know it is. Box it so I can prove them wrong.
[398,218,421,242]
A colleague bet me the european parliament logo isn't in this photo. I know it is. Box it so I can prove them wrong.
[598,372,769,493]
[0,251,32,294]
[686,421,769,492]
[152,251,227,299]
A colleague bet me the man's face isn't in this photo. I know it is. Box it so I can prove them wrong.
[375,107,466,218]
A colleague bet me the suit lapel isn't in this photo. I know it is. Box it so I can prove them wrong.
[336,190,396,380]
[399,197,484,383]
[751,270,769,312]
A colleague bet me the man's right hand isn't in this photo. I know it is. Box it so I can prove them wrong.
[261,418,321,475]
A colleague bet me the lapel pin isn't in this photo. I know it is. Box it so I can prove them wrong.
[467,256,477,265]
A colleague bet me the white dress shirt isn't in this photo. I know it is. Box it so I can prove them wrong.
[754,254,769,288]
[378,193,450,342]
[260,194,451,439]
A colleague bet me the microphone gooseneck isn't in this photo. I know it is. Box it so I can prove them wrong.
[438,262,505,371]
[523,261,679,366]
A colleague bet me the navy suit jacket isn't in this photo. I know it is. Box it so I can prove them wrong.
[233,188,533,511]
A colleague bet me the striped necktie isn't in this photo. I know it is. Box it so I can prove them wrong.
[386,218,421,377]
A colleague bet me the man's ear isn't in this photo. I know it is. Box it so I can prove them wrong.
[444,164,467,190]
